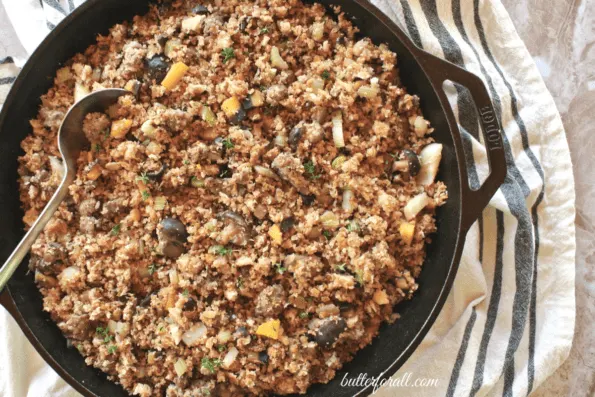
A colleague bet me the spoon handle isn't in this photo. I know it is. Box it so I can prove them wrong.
[0,173,73,293]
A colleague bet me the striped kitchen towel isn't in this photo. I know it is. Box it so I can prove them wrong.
[0,1,576,397]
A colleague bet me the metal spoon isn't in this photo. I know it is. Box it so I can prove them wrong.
[0,88,131,293]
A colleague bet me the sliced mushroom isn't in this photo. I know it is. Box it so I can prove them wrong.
[145,55,170,82]
[312,317,347,348]
[157,218,188,258]
[288,125,304,149]
[146,164,167,181]
[217,211,252,246]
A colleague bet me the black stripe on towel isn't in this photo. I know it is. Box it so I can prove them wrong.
[68,0,75,12]
[0,77,17,85]
[42,0,67,15]
[0,57,14,65]
[446,307,478,397]
[472,2,546,395]
[399,0,422,47]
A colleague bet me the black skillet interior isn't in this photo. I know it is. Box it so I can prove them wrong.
[0,1,464,396]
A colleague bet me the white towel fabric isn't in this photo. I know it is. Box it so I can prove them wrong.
[0,1,576,396]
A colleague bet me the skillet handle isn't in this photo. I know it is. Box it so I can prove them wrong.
[420,53,507,231]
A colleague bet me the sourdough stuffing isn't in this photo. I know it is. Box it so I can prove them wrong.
[18,0,447,396]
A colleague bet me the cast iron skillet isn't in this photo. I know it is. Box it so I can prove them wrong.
[0,0,506,396]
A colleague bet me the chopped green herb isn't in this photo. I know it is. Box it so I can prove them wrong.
[221,47,235,63]
[303,160,320,180]
[322,230,332,240]
[96,327,114,344]
[217,344,227,352]
[77,344,83,351]
[110,224,121,236]
[107,345,117,354]
[218,168,230,178]
[299,311,309,319]
[148,263,159,275]
[104,334,114,344]
[158,325,165,332]
[321,70,331,80]
[93,143,102,152]
[201,357,223,374]
[183,159,190,165]
[335,264,346,272]
[259,85,267,91]
[260,27,269,34]
[275,263,287,275]
[182,289,190,297]
[221,138,234,150]
[102,128,110,139]
[201,388,211,396]
[141,190,151,201]
[136,172,150,184]
[236,277,244,289]
[212,245,232,256]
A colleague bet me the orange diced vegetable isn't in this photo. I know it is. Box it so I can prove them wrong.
[161,62,189,90]
[87,164,103,181]
[255,319,281,340]
[373,290,390,305]
[268,224,282,244]
[221,96,242,118]
[110,119,133,139]
[399,222,415,245]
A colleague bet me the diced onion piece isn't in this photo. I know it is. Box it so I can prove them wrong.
[311,77,325,91]
[254,165,280,180]
[154,196,167,211]
[201,105,217,126]
[342,189,354,213]
[169,269,179,285]
[161,62,189,90]
[59,266,80,282]
[110,119,133,139]
[182,323,207,346]
[416,143,443,186]
[332,111,345,148]
[268,224,282,245]
[311,22,325,41]
[321,211,340,230]
[222,96,242,118]
[217,330,232,343]
[74,82,90,102]
[174,358,188,377]
[255,319,281,339]
[164,39,182,58]
[399,222,416,245]
[222,346,239,368]
[403,193,431,221]
[271,46,289,70]
[140,120,156,137]
[414,116,429,137]
[274,134,287,147]
[250,90,265,107]
[357,85,379,99]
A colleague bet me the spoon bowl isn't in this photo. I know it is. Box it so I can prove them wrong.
[0,88,131,293]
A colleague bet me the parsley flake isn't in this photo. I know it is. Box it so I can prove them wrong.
[110,224,121,236]
[212,245,232,256]
[222,48,235,63]
[201,357,222,374]
[182,289,190,297]
[141,190,151,201]
[260,27,269,34]
[221,138,234,150]
[217,344,227,352]
[322,230,333,240]
[303,160,320,180]
[275,264,287,275]
[321,70,331,80]
[107,345,117,354]
[148,263,159,275]
[93,143,102,152]
[299,311,309,319]
[335,264,346,272]
[136,172,150,184]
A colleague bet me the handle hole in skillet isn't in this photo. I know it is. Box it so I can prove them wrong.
[442,80,489,190]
